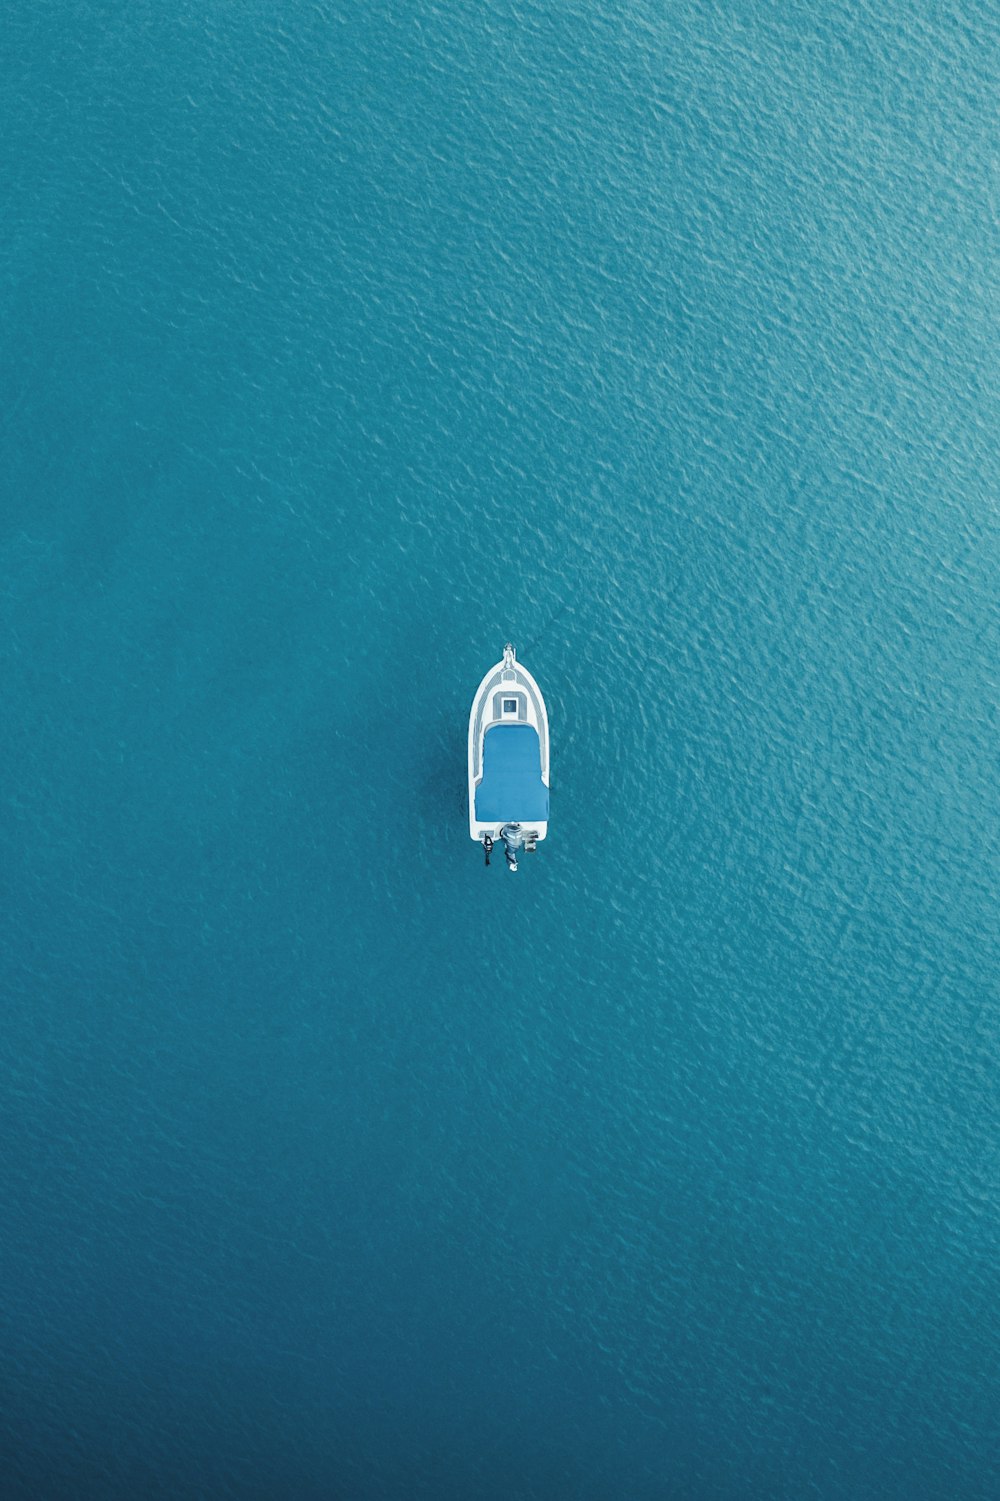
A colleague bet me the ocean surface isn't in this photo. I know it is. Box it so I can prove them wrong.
[2,2,998,1497]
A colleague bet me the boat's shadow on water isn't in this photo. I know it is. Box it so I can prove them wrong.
[416,710,467,852]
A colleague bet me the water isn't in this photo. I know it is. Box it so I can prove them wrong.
[2,2,998,1496]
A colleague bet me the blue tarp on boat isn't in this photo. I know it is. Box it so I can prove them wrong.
[475,724,549,822]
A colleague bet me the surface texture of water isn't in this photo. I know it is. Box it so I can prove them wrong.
[3,1,998,1496]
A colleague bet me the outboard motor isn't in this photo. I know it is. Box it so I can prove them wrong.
[500,823,524,873]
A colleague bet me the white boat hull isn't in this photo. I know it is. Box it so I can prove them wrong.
[468,644,550,843]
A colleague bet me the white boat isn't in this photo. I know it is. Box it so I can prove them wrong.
[468,643,549,871]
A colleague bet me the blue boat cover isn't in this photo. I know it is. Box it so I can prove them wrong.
[475,724,549,822]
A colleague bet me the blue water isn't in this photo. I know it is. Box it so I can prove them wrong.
[3,2,998,1496]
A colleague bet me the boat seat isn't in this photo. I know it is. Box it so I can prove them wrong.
[474,724,549,822]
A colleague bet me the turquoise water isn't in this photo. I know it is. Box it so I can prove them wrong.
[3,1,998,1495]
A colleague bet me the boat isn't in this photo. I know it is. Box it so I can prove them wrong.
[468,643,549,871]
